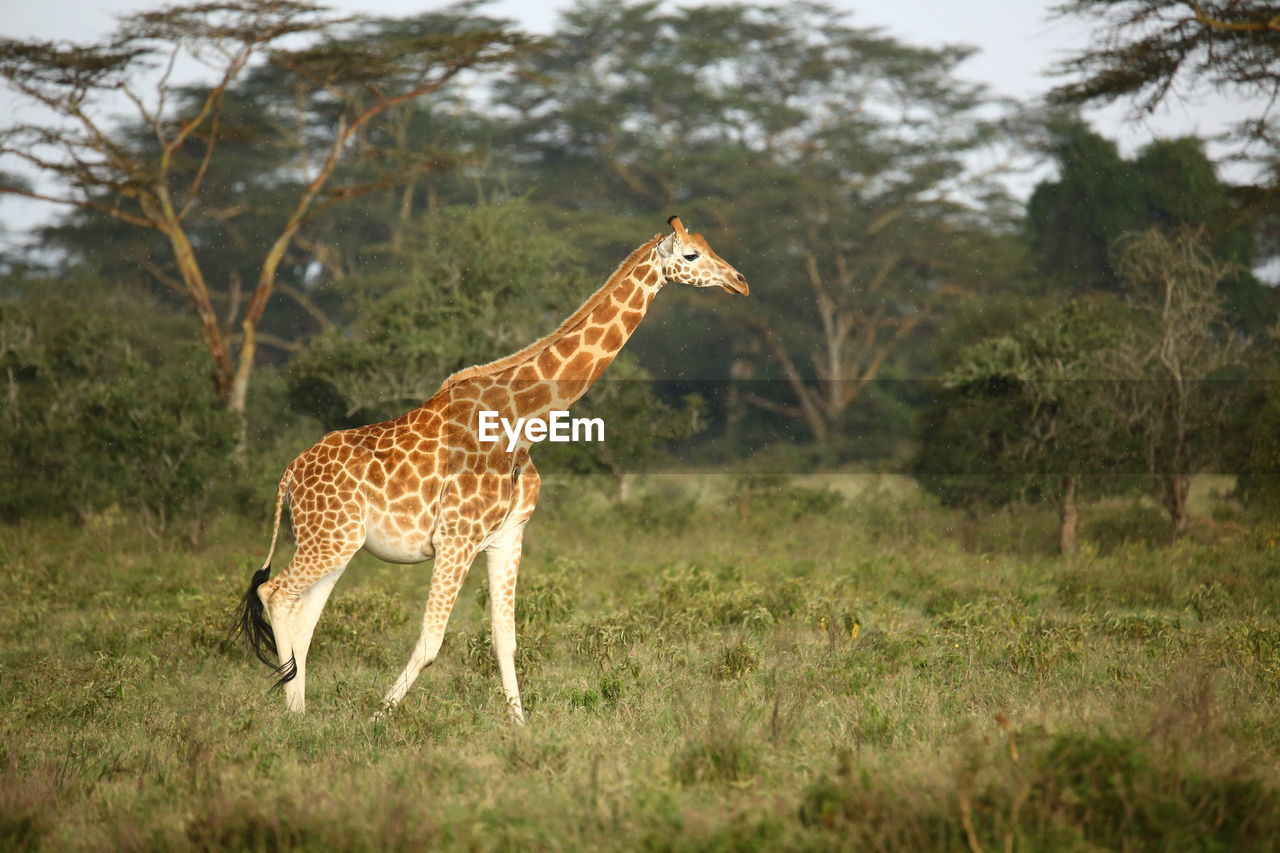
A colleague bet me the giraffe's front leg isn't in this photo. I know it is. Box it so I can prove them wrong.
[374,534,480,719]
[485,526,526,724]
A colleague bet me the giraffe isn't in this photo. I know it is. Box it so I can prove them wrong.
[234,215,748,721]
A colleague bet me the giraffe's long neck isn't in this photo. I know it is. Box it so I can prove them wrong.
[502,244,664,415]
[432,238,666,449]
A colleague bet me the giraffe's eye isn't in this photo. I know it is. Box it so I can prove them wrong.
[683,251,699,262]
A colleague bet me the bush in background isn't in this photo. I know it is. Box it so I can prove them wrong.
[0,277,238,536]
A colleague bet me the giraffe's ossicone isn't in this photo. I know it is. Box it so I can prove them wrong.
[233,216,748,720]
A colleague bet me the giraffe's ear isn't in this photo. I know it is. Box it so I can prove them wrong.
[657,231,676,258]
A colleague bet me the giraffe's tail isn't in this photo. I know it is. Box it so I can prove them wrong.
[235,565,278,668]
[229,469,292,669]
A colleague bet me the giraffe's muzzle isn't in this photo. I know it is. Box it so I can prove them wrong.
[722,272,749,295]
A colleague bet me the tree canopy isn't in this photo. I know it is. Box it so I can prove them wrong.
[0,0,526,413]
[0,0,1276,537]
[1049,0,1280,239]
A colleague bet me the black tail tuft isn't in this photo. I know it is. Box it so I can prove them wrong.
[272,655,298,690]
[232,565,278,669]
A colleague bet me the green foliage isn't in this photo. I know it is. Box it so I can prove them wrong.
[317,587,409,668]
[635,562,807,638]
[913,297,1133,510]
[512,563,577,630]
[1027,120,1147,292]
[290,199,590,427]
[606,479,700,531]
[1027,120,1271,328]
[799,727,1280,849]
[566,674,624,712]
[0,278,238,531]
[730,475,845,522]
[712,638,758,680]
[671,713,761,785]
[568,614,648,673]
[1235,363,1280,512]
[3,475,1280,849]
[492,0,1025,450]
[920,226,1247,541]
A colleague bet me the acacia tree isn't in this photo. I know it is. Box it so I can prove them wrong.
[492,0,1025,445]
[915,299,1130,554]
[0,0,524,415]
[921,230,1245,544]
[1050,0,1280,115]
[1105,227,1244,537]
[1026,120,1270,328]
[1049,1,1280,226]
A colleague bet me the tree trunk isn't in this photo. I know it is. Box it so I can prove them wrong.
[1059,476,1079,556]
[1165,473,1190,539]
[163,225,234,398]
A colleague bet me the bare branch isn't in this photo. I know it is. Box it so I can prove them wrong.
[277,281,334,330]
[740,390,803,419]
[1187,2,1280,33]
[178,109,221,219]
[138,257,188,295]
[0,183,154,228]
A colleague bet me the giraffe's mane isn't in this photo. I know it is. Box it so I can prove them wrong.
[440,234,663,387]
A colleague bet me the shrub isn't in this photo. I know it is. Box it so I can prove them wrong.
[317,587,410,667]
[799,726,1280,849]
[0,281,238,533]
[730,475,844,522]
[672,728,760,786]
[713,638,759,681]
[569,614,648,673]
[612,488,700,533]
[476,560,576,631]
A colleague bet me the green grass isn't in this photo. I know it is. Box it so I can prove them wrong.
[3,475,1280,850]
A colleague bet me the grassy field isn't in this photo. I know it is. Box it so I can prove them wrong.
[3,474,1280,851]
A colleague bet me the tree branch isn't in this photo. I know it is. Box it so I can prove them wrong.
[745,315,829,441]
[0,184,154,228]
[178,109,221,219]
[740,390,802,419]
[1186,2,1280,33]
[277,281,334,330]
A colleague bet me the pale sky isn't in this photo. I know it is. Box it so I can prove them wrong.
[0,0,1263,243]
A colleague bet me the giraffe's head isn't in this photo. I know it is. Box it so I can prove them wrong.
[656,215,749,295]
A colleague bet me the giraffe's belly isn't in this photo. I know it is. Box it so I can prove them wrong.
[363,522,435,564]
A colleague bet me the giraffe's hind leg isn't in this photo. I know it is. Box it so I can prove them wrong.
[375,533,482,717]
[261,528,364,713]
[288,563,351,709]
